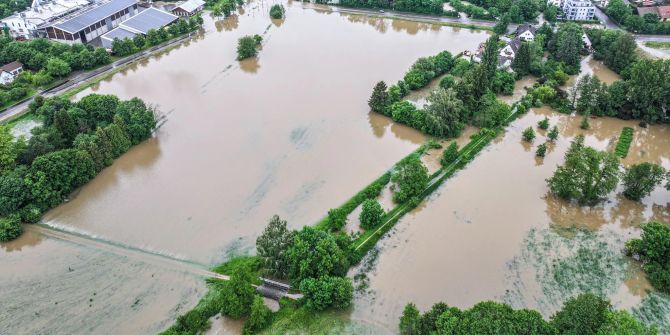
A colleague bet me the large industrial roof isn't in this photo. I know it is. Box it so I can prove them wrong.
[120,7,177,34]
[53,0,137,33]
[100,26,136,41]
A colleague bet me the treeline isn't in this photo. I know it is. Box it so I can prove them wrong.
[0,37,111,86]
[0,94,157,241]
[368,38,515,139]
[111,16,203,57]
[462,0,542,23]
[338,0,445,15]
[0,0,30,20]
[449,0,494,20]
[607,0,670,35]
[399,293,657,334]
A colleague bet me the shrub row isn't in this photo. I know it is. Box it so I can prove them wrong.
[614,127,633,158]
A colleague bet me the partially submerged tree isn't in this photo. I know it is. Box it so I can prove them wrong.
[392,156,429,204]
[622,163,666,201]
[359,199,384,230]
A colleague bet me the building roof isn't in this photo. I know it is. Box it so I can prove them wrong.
[174,0,204,13]
[506,38,522,53]
[515,23,536,36]
[637,5,660,17]
[1,0,90,27]
[1,61,23,72]
[52,0,137,33]
[119,7,177,34]
[658,5,670,19]
[100,26,136,41]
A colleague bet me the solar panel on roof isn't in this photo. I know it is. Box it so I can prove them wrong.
[120,7,178,34]
[54,0,138,33]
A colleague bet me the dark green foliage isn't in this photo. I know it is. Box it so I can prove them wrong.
[359,199,384,230]
[440,142,459,167]
[220,266,256,319]
[622,163,666,201]
[549,23,583,71]
[547,136,620,204]
[399,303,421,335]
[287,226,349,284]
[0,213,21,242]
[0,167,30,216]
[368,81,389,114]
[18,204,41,223]
[512,42,532,76]
[626,222,670,293]
[114,98,156,144]
[299,276,353,311]
[327,208,347,231]
[269,4,284,19]
[548,126,559,142]
[472,93,511,128]
[0,125,16,174]
[256,215,294,278]
[576,75,609,117]
[449,0,495,20]
[45,57,70,78]
[0,0,30,19]
[522,127,535,142]
[422,88,466,138]
[242,295,272,334]
[550,294,610,335]
[536,143,547,157]
[402,51,454,91]
[439,75,455,90]
[626,60,670,123]
[538,117,549,130]
[392,156,429,204]
[112,38,136,57]
[614,127,633,158]
[491,70,515,95]
[237,35,261,60]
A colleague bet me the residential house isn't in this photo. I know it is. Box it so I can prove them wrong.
[637,5,670,21]
[515,23,537,42]
[171,0,205,17]
[0,61,24,85]
[562,0,596,20]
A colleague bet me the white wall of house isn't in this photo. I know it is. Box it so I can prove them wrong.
[518,30,535,41]
[562,0,596,20]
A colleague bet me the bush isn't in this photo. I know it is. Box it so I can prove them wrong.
[327,208,347,231]
[299,276,353,311]
[359,199,384,230]
[0,214,22,242]
[237,35,261,60]
[622,163,665,201]
[538,117,549,130]
[242,295,272,334]
[439,75,455,89]
[522,127,535,142]
[536,143,547,157]
[19,204,41,223]
[580,115,590,129]
[440,142,459,167]
[548,126,559,141]
[269,4,285,19]
[550,294,610,334]
[220,267,256,319]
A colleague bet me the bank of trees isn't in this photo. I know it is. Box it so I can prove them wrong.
[399,293,656,335]
[0,94,157,241]
[606,0,670,35]
[338,0,445,15]
[112,17,203,57]
[451,0,542,22]
[237,35,263,60]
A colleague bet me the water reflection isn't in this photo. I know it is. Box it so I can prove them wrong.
[239,57,261,73]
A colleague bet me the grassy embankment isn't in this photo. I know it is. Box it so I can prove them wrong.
[644,41,670,50]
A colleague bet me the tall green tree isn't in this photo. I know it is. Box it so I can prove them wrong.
[256,215,294,278]
[422,88,465,138]
[626,59,670,123]
[368,81,389,114]
[474,35,500,97]
[220,267,256,319]
[399,303,421,335]
[286,226,349,284]
[392,156,429,204]
[606,0,631,24]
[0,125,16,175]
[359,199,384,230]
[512,42,531,76]
[0,166,30,216]
[242,295,272,335]
[237,35,260,60]
[626,221,670,293]
[493,14,510,35]
[299,276,353,311]
[550,294,611,335]
[622,163,666,201]
[550,23,583,70]
[604,33,637,73]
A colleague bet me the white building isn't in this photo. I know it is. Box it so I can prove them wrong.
[562,0,596,21]
[171,0,205,17]
[0,61,24,85]
[0,0,90,39]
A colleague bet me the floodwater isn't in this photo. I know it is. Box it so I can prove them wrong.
[0,1,491,334]
[350,107,670,333]
[564,55,621,89]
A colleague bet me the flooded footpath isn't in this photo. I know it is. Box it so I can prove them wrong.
[349,106,670,333]
[0,1,491,334]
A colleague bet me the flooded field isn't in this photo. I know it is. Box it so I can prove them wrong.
[0,1,491,334]
[350,107,670,333]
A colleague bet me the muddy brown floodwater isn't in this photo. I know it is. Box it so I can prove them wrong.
[0,1,491,334]
[350,107,670,333]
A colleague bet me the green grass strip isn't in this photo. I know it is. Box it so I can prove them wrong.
[614,127,633,158]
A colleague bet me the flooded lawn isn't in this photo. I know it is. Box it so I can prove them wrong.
[350,107,670,333]
[0,1,491,334]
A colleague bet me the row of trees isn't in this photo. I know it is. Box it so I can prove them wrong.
[465,0,542,23]
[111,16,203,57]
[547,135,670,204]
[338,0,445,15]
[0,94,157,241]
[399,293,657,334]
[210,0,244,17]
[607,0,670,35]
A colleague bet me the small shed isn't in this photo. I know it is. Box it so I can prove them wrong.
[171,0,205,17]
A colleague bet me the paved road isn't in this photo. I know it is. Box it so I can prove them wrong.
[0,32,196,123]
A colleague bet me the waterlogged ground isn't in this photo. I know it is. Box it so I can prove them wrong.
[349,107,670,333]
[0,2,491,334]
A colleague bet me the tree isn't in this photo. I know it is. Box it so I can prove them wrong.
[550,23,583,70]
[77,94,120,125]
[522,127,535,142]
[622,163,666,201]
[399,303,420,335]
[269,4,285,19]
[440,142,459,167]
[538,117,549,130]
[237,35,260,60]
[0,167,30,216]
[0,125,16,175]
[604,33,637,73]
[392,156,428,204]
[626,60,670,123]
[45,57,71,78]
[242,295,272,335]
[626,221,670,293]
[299,276,353,311]
[256,215,294,278]
[606,0,631,24]
[359,199,384,230]
[327,207,347,231]
[580,115,590,129]
[597,310,657,335]
[286,226,349,284]
[551,294,611,335]
[53,109,78,145]
[536,143,547,157]
[0,214,21,242]
[368,81,389,114]
[113,98,156,144]
[474,35,499,97]
[133,34,146,49]
[422,88,465,138]
[512,42,531,76]
[548,126,559,141]
[220,266,256,319]
[493,14,510,35]
[547,136,620,204]
[544,5,558,22]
